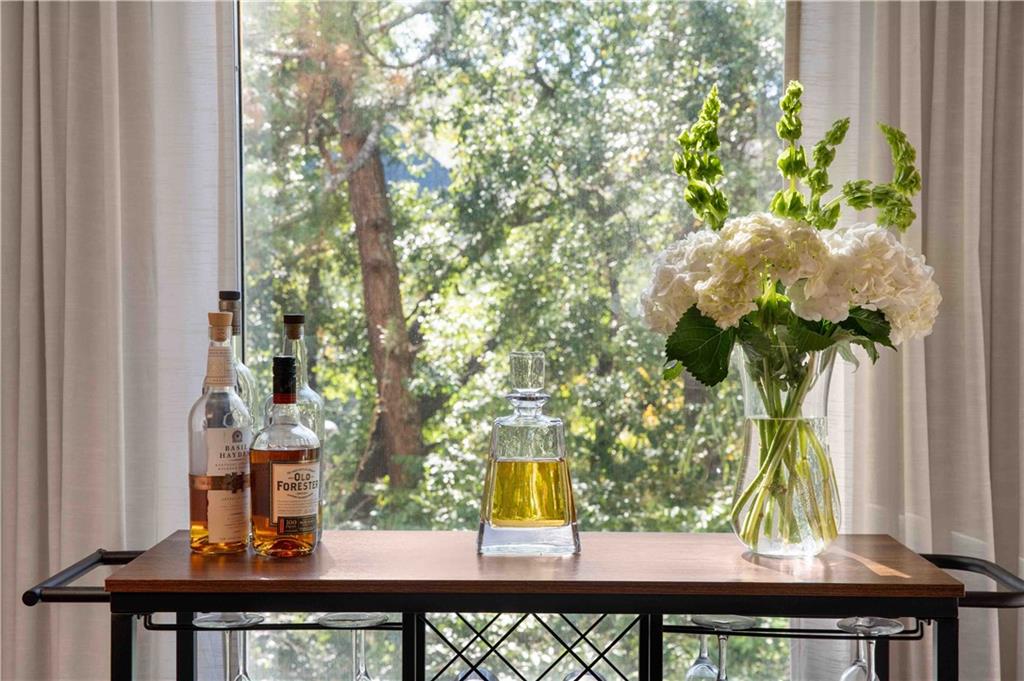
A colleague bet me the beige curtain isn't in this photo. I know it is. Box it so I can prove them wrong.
[1,2,238,679]
[791,2,1024,679]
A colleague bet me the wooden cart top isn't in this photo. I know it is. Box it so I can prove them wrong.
[105,531,963,599]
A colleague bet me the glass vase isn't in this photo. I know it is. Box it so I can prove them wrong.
[730,346,840,557]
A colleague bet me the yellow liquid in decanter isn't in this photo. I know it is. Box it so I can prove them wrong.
[484,459,576,528]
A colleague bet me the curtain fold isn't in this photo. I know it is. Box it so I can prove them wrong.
[792,2,1024,679]
[1,2,238,679]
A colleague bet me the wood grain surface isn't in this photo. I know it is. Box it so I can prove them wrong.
[105,531,964,598]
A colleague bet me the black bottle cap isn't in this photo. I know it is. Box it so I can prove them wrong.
[273,355,297,401]
[283,313,305,324]
[219,290,242,301]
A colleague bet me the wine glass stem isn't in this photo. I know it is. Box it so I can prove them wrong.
[698,634,709,659]
[856,638,868,664]
[866,639,876,681]
[357,629,368,677]
[717,634,728,681]
[237,630,249,680]
[223,632,233,681]
[352,630,358,681]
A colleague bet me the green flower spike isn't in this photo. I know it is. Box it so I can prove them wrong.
[675,85,729,230]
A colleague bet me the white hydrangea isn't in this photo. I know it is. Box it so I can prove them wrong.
[789,223,941,343]
[640,216,940,343]
[695,213,831,328]
[639,230,719,334]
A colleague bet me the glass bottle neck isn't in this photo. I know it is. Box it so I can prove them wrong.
[508,392,548,417]
[230,334,245,365]
[280,335,309,387]
[268,400,301,424]
[205,337,236,388]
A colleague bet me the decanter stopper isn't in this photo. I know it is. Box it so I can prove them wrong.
[477,351,580,556]
[510,351,544,394]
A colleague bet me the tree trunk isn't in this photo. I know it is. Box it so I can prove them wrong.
[343,131,423,487]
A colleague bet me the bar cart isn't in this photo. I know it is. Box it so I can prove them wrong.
[24,530,1024,681]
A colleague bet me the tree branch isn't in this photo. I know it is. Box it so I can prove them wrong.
[324,121,383,192]
[354,1,454,71]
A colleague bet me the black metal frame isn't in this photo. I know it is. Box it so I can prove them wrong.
[28,549,1024,681]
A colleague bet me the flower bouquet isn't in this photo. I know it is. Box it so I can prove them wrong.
[641,82,940,556]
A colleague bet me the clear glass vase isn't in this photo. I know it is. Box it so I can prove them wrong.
[730,346,840,557]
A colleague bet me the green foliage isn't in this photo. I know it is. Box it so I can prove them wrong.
[769,81,810,220]
[665,306,737,386]
[241,1,788,677]
[805,117,850,228]
[675,85,729,229]
[841,123,922,231]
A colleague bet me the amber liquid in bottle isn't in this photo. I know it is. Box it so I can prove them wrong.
[189,475,250,554]
[250,446,320,557]
[483,459,576,528]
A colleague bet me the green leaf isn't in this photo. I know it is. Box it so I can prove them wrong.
[850,337,881,363]
[782,318,836,353]
[662,360,685,381]
[836,340,861,368]
[839,307,894,348]
[665,306,737,387]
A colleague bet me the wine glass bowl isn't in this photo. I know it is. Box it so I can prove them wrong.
[193,612,265,629]
[690,615,756,632]
[317,612,389,629]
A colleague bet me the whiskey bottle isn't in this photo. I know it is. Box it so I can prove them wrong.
[263,313,326,535]
[251,355,321,557]
[216,290,259,420]
[189,311,253,554]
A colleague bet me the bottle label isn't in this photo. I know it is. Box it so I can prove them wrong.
[205,346,236,387]
[204,427,251,543]
[205,427,251,475]
[271,461,319,534]
[207,486,251,544]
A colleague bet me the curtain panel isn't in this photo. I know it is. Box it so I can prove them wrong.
[1,2,238,678]
[790,2,1024,679]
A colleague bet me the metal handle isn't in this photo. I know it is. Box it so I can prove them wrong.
[923,553,1024,608]
[22,549,142,606]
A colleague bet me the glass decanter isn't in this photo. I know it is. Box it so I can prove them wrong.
[478,351,580,555]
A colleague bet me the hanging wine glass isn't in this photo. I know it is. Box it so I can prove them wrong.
[836,617,904,681]
[318,612,389,681]
[683,632,719,681]
[690,615,755,681]
[193,612,264,681]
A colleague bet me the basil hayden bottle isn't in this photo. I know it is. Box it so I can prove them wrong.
[250,356,321,557]
[188,312,253,554]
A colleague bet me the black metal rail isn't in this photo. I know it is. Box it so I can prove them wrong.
[664,617,926,642]
[22,549,142,606]
[923,553,1024,608]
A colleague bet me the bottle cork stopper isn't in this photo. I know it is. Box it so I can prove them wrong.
[208,311,233,342]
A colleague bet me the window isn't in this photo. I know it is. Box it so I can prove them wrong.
[240,2,786,678]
